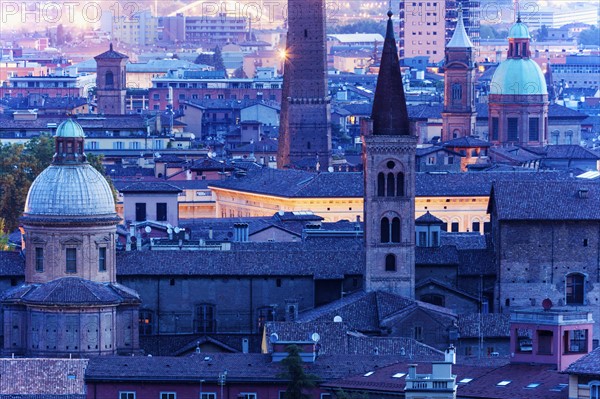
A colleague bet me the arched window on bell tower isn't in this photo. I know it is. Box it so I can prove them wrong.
[385,254,396,271]
[396,172,405,196]
[452,83,462,101]
[105,71,114,88]
[386,173,395,196]
[377,172,385,196]
[381,217,390,243]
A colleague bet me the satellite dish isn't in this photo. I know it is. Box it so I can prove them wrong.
[327,166,334,173]
[269,333,279,343]
[333,316,343,323]
[311,332,320,343]
[167,228,173,234]
[144,226,151,233]
[174,227,181,234]
[278,210,284,216]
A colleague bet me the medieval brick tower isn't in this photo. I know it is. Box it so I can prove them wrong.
[442,5,477,141]
[95,43,128,115]
[277,0,332,170]
[362,10,417,298]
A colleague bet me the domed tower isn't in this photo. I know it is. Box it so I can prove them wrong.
[362,10,417,298]
[441,4,477,141]
[488,16,548,145]
[2,119,140,357]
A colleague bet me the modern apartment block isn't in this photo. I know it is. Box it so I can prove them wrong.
[399,0,480,64]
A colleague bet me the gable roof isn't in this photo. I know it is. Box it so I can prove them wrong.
[489,180,600,220]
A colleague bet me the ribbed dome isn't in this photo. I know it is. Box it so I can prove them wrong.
[508,21,530,39]
[56,119,85,138]
[24,164,115,217]
[490,59,548,95]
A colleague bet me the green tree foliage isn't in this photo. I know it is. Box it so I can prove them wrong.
[579,26,600,46]
[328,19,385,36]
[333,389,369,399]
[279,345,319,399]
[0,136,116,233]
[194,53,214,66]
[536,25,549,41]
[212,46,226,72]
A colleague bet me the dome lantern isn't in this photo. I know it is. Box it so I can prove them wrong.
[53,119,87,164]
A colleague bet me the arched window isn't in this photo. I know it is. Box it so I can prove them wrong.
[566,273,585,305]
[386,173,395,196]
[391,217,401,243]
[380,217,390,243]
[452,83,462,100]
[509,43,513,56]
[377,172,385,196]
[396,173,405,196]
[105,71,114,87]
[521,43,527,56]
[385,254,396,271]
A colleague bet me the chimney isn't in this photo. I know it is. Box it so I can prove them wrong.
[444,345,456,364]
[233,223,249,242]
[408,364,417,379]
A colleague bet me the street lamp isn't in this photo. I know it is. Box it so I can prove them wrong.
[218,370,227,399]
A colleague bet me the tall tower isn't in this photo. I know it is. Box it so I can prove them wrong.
[442,5,477,141]
[362,10,417,298]
[94,43,128,115]
[1,119,140,356]
[277,0,331,170]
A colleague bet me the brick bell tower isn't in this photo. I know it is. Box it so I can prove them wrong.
[441,4,477,141]
[362,10,417,298]
[277,0,332,170]
[94,43,128,115]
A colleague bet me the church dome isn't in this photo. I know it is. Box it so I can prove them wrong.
[56,119,85,138]
[490,59,548,96]
[508,20,530,39]
[24,164,115,217]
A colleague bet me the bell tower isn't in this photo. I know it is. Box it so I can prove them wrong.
[442,5,476,141]
[94,43,128,115]
[277,0,332,170]
[362,10,417,298]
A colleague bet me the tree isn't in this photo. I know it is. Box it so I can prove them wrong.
[579,26,600,46]
[328,19,385,36]
[194,53,213,66]
[537,25,549,41]
[212,46,226,72]
[233,66,246,78]
[279,345,319,399]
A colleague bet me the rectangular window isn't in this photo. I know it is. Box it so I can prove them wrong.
[565,329,588,353]
[483,222,492,233]
[139,310,153,336]
[135,203,146,222]
[529,117,539,141]
[418,231,427,247]
[119,393,136,399]
[414,326,423,341]
[472,221,480,233]
[156,203,167,221]
[239,394,257,399]
[160,393,176,399]
[66,248,77,273]
[507,117,518,142]
[491,117,499,141]
[196,304,216,333]
[35,248,44,272]
[200,394,216,399]
[98,247,106,272]
[451,222,459,232]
